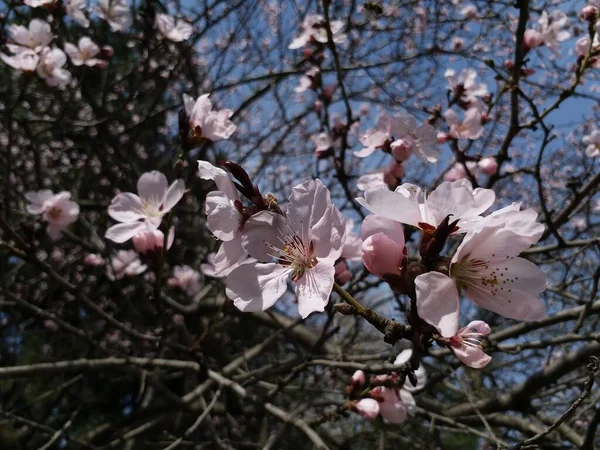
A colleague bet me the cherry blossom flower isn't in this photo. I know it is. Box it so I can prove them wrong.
[106,250,147,281]
[444,68,488,104]
[25,190,80,240]
[369,377,416,423]
[295,67,320,93]
[66,0,90,27]
[449,321,492,368]
[361,215,406,278]
[288,14,347,49]
[1,50,39,72]
[355,112,439,162]
[311,132,334,157]
[394,349,427,392]
[583,129,600,157]
[226,179,346,318]
[198,161,247,276]
[461,5,478,18]
[415,204,546,337]
[444,106,483,140]
[183,94,236,141]
[132,228,174,255]
[357,179,495,234]
[6,19,53,54]
[538,10,571,55]
[478,157,498,175]
[97,0,132,32]
[168,265,202,296]
[36,47,72,89]
[354,398,380,419]
[105,171,185,243]
[350,369,366,389]
[64,37,107,67]
[155,13,194,42]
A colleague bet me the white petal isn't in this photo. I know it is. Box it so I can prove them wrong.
[226,263,289,312]
[108,193,144,222]
[205,192,240,241]
[162,179,185,212]
[359,189,422,228]
[415,272,460,337]
[105,221,146,243]
[295,262,335,318]
[465,284,545,321]
[241,211,282,261]
[137,171,168,206]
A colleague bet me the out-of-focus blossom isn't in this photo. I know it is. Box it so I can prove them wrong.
[334,261,352,285]
[84,253,105,266]
[183,94,236,141]
[583,129,600,157]
[105,171,185,243]
[155,13,194,42]
[358,179,495,234]
[6,19,53,54]
[444,68,488,104]
[226,179,346,318]
[1,50,39,72]
[295,66,320,93]
[415,203,546,337]
[66,0,90,27]
[361,215,405,278]
[132,228,174,255]
[64,37,107,67]
[36,47,72,89]
[97,0,132,32]
[444,106,483,140]
[394,350,427,391]
[25,190,80,240]
[539,10,571,55]
[288,14,347,49]
[449,321,492,368]
[311,132,333,157]
[106,250,147,281]
[168,265,202,296]
[461,5,478,18]
[478,157,498,175]
[341,218,362,261]
[523,29,543,50]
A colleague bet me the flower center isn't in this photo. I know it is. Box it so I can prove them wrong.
[140,200,163,217]
[47,206,62,220]
[450,332,485,350]
[265,234,318,282]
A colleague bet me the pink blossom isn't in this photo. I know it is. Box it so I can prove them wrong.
[461,5,478,18]
[581,5,599,21]
[24,0,55,7]
[539,10,571,55]
[106,250,147,281]
[444,106,483,140]
[354,398,380,419]
[370,382,415,423]
[444,68,488,104]
[155,13,193,42]
[478,157,498,176]
[416,203,546,336]
[226,179,346,318]
[358,179,495,234]
[83,253,105,266]
[311,132,333,157]
[288,14,347,49]
[583,129,600,157]
[449,321,492,369]
[523,29,543,50]
[198,161,246,276]
[97,0,132,32]
[132,228,174,254]
[1,50,39,72]
[105,171,185,243]
[295,67,320,93]
[66,0,90,27]
[361,215,405,278]
[168,265,202,296]
[350,370,366,389]
[25,190,80,240]
[183,94,236,141]
[64,37,106,67]
[36,47,72,89]
[6,19,53,54]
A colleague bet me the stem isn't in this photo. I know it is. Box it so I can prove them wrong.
[333,282,367,313]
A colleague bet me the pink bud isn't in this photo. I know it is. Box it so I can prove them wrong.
[101,45,114,58]
[504,59,514,70]
[94,60,109,69]
[314,100,323,113]
[362,233,404,277]
[133,229,174,254]
[334,261,352,285]
[478,157,498,176]
[350,370,366,388]
[322,84,336,101]
[523,29,543,51]
[354,398,380,419]
[44,319,58,331]
[581,5,599,21]
[383,171,396,188]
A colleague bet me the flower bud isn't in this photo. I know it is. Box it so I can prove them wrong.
[581,5,599,22]
[391,140,412,161]
[350,370,366,388]
[478,157,498,176]
[362,234,404,277]
[523,29,543,51]
[387,161,405,179]
[133,229,173,255]
[353,398,380,419]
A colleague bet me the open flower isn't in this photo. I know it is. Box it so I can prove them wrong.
[539,10,571,55]
[36,47,72,89]
[106,250,147,281]
[97,0,132,32]
[416,204,546,337]
[66,0,90,28]
[183,94,236,141]
[444,68,488,104]
[5,19,53,54]
[64,37,106,67]
[168,265,202,296]
[155,13,193,42]
[226,179,345,318]
[358,179,495,234]
[583,129,600,157]
[444,106,483,140]
[105,171,185,243]
[288,14,347,49]
[25,190,80,240]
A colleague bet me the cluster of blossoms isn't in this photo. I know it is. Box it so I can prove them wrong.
[523,10,571,56]
[288,14,347,50]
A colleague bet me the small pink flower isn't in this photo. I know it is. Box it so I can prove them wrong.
[444,106,483,140]
[523,29,543,50]
[36,47,72,89]
[583,129,600,157]
[361,215,406,278]
[66,0,90,28]
[106,250,147,281]
[105,171,185,243]
[311,132,334,158]
[449,320,492,369]
[350,370,366,389]
[6,19,53,53]
[478,157,498,176]
[25,190,80,240]
[84,253,105,266]
[64,37,107,67]
[444,68,488,104]
[288,14,347,49]
[183,94,236,141]
[97,0,132,32]
[581,5,599,21]
[354,398,380,419]
[155,13,193,42]
[168,265,202,296]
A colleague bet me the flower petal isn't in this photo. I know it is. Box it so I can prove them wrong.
[137,171,168,206]
[105,221,146,244]
[358,189,422,228]
[295,262,335,318]
[226,263,289,312]
[415,272,460,337]
[465,285,545,321]
[162,179,185,212]
[205,192,240,241]
[452,345,492,369]
[108,193,144,222]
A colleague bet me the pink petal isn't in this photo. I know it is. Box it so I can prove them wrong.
[241,211,282,262]
[108,193,144,222]
[213,238,245,276]
[137,171,168,205]
[415,272,460,337]
[162,179,185,212]
[452,345,492,369]
[197,160,238,201]
[295,262,335,318]
[226,263,289,312]
[358,189,422,228]
[105,221,146,244]
[354,398,380,419]
[465,285,545,321]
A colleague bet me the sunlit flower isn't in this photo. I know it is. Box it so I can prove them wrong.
[183,94,236,141]
[155,13,193,42]
[444,106,483,140]
[288,14,347,49]
[583,129,600,157]
[6,19,53,54]
[444,68,488,104]
[25,190,80,240]
[66,0,90,27]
